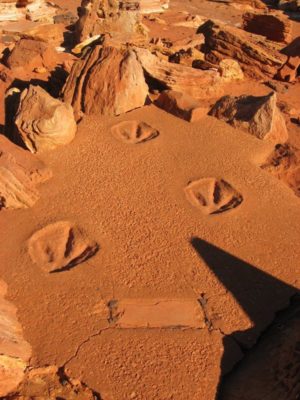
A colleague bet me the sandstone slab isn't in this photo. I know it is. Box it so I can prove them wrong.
[134,47,224,99]
[111,299,206,329]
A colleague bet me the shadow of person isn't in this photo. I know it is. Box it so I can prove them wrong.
[190,237,300,400]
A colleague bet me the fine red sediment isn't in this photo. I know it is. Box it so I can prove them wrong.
[0,0,299,398]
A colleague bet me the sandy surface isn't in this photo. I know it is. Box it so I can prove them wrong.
[0,0,300,399]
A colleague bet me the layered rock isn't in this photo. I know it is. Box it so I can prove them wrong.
[139,0,169,13]
[28,221,99,273]
[155,90,209,122]
[15,85,77,153]
[0,279,31,397]
[199,20,287,80]
[0,0,55,22]
[75,0,146,44]
[134,47,224,99]
[0,135,51,210]
[242,12,292,43]
[63,45,148,120]
[210,92,288,143]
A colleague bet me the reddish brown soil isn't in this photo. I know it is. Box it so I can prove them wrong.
[0,0,299,399]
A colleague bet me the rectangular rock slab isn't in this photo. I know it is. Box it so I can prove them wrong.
[114,299,206,329]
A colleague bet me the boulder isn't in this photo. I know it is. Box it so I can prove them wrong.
[218,59,244,81]
[134,47,224,99]
[28,221,99,273]
[63,46,149,120]
[242,12,292,43]
[0,279,31,397]
[210,92,288,143]
[5,38,58,71]
[15,85,77,153]
[0,134,51,210]
[155,90,209,122]
[199,20,287,80]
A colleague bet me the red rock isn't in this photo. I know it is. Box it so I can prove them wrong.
[134,47,224,99]
[15,85,77,153]
[242,12,292,43]
[5,38,59,71]
[199,20,287,80]
[0,135,51,210]
[210,92,288,143]
[63,46,149,120]
[277,37,300,82]
[0,279,31,397]
[155,90,209,122]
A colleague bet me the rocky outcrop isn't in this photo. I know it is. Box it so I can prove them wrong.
[0,279,31,397]
[155,90,209,122]
[134,47,224,99]
[8,366,97,399]
[210,92,288,143]
[28,221,99,273]
[15,85,77,153]
[199,20,287,80]
[0,0,55,22]
[5,39,59,72]
[63,46,148,120]
[0,135,51,210]
[75,0,146,44]
[242,12,292,43]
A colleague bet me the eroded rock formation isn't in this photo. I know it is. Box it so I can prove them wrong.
[63,45,149,120]
[15,85,77,153]
[199,20,288,80]
[242,12,292,43]
[0,0,56,22]
[0,135,51,210]
[0,279,31,397]
[76,0,147,44]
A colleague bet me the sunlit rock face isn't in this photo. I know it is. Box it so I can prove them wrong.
[0,0,56,22]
